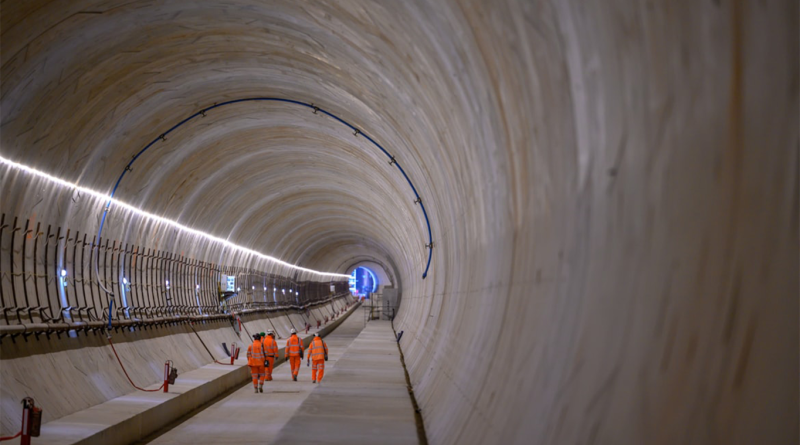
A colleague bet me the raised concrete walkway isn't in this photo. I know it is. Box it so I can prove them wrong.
[141,309,418,444]
[4,300,357,445]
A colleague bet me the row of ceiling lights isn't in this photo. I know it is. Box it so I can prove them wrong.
[0,155,350,279]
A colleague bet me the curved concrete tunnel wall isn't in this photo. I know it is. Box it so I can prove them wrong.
[1,1,797,444]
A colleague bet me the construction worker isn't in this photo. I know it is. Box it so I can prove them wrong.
[246,333,266,393]
[262,330,278,381]
[306,332,329,383]
[285,328,304,381]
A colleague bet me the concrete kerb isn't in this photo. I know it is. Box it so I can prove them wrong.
[9,298,360,445]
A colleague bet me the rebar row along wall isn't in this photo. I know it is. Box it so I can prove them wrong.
[0,211,346,326]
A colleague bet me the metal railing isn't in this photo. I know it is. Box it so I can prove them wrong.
[0,212,349,340]
[363,301,396,324]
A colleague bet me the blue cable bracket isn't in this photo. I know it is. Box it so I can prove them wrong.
[97,98,434,280]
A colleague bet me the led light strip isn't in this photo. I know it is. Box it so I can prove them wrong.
[0,155,350,278]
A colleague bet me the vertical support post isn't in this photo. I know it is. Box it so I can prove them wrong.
[163,361,170,393]
[20,401,30,445]
[20,397,40,445]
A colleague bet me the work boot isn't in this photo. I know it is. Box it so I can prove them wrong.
[293,375,297,381]
[254,387,258,393]
[259,385,263,393]
[312,380,316,383]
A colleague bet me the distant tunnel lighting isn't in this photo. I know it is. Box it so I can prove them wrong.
[122,277,128,284]
[350,266,378,295]
[196,284,200,290]
[60,269,67,277]
[252,286,255,290]
[0,155,349,278]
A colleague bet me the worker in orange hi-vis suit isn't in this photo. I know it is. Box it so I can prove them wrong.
[262,330,278,381]
[306,332,329,383]
[285,328,304,381]
[246,333,266,393]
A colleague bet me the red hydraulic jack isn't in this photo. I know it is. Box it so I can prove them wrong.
[234,315,243,335]
[163,361,178,393]
[18,397,42,445]
[230,343,240,365]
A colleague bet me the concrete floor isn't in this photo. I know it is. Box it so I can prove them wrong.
[273,320,417,444]
[142,308,417,445]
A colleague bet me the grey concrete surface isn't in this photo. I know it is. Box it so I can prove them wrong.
[274,319,416,445]
[1,299,357,445]
[0,298,351,439]
[5,360,251,445]
[142,306,414,445]
[1,1,797,444]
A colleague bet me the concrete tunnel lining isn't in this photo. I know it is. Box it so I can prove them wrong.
[1,1,798,444]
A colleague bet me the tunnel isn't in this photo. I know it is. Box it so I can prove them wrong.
[0,1,797,444]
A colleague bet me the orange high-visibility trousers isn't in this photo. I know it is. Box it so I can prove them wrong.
[265,357,275,381]
[311,359,325,382]
[289,356,301,377]
[250,365,265,386]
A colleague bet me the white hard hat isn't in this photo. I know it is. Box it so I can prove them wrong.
[314,333,320,337]
[290,328,296,334]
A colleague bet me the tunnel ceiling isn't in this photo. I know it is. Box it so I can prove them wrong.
[0,0,489,278]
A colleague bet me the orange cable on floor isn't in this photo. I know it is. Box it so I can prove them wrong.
[188,322,235,366]
[107,337,166,392]
[0,431,21,441]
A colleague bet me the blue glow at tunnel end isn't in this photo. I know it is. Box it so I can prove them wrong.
[349,266,378,295]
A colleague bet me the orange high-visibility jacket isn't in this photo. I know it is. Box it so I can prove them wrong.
[262,336,278,358]
[246,339,265,366]
[285,334,303,357]
[308,337,328,361]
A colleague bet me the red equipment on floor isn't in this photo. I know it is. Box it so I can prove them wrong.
[164,360,179,393]
[0,397,41,444]
[229,343,240,364]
